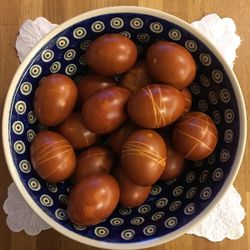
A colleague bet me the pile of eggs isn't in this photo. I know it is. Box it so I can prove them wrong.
[30,33,218,227]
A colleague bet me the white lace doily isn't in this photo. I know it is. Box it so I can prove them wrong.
[15,17,58,62]
[186,185,245,241]
[191,14,241,69]
[3,14,245,241]
[3,183,51,235]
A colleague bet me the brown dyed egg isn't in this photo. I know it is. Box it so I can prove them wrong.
[109,121,138,154]
[30,130,76,183]
[121,129,167,186]
[173,111,218,161]
[67,173,120,226]
[120,61,152,94]
[77,73,116,105]
[114,166,151,208]
[160,141,185,180]
[127,84,185,128]
[147,41,196,89]
[81,86,130,134]
[57,112,98,149]
[34,74,77,126]
[181,88,192,113]
[73,146,113,183]
[86,34,138,76]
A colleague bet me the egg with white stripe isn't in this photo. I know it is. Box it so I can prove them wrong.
[30,130,76,183]
[173,111,218,161]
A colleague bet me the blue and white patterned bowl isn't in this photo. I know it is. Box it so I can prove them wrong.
[2,6,247,249]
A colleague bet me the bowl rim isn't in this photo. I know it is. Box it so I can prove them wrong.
[2,5,247,249]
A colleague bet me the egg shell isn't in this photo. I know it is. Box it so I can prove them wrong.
[160,142,185,180]
[147,41,196,89]
[181,87,192,113]
[77,73,116,105]
[67,173,120,226]
[30,130,76,183]
[34,74,78,126]
[121,129,167,186]
[120,61,152,94]
[72,146,114,183]
[109,121,139,154]
[114,165,151,208]
[85,33,138,76]
[172,111,218,161]
[127,84,185,128]
[57,112,98,149]
[81,86,131,134]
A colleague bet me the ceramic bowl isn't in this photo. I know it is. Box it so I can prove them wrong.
[2,6,247,249]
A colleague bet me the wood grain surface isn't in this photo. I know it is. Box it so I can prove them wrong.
[0,0,249,250]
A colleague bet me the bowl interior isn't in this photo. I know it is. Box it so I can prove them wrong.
[6,9,241,246]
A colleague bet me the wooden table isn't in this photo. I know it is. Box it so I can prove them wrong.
[0,0,249,249]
